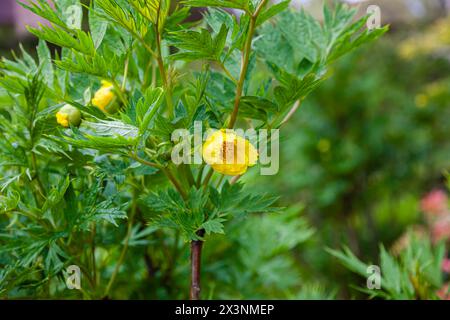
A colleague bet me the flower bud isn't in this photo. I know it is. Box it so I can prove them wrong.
[91,80,119,113]
[56,104,81,128]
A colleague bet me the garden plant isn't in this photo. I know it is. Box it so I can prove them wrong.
[0,0,391,299]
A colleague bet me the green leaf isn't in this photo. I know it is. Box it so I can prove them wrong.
[326,246,368,277]
[36,40,54,88]
[18,0,68,30]
[169,24,229,62]
[202,218,225,235]
[217,182,279,216]
[238,95,278,121]
[379,245,402,296]
[143,188,205,240]
[279,10,325,63]
[53,120,139,153]
[62,2,83,30]
[27,24,95,56]
[95,0,148,39]
[256,0,290,26]
[41,177,71,213]
[129,0,170,33]
[55,51,121,78]
[183,0,251,12]
[89,3,109,49]
[136,87,164,134]
[83,120,139,139]
[80,199,127,228]
[0,191,20,213]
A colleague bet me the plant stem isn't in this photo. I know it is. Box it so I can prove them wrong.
[278,100,301,128]
[103,194,138,298]
[196,164,205,188]
[230,174,241,185]
[227,28,254,129]
[215,174,225,189]
[121,55,130,91]
[129,152,161,169]
[202,167,214,188]
[154,24,173,115]
[218,62,238,84]
[129,153,188,199]
[28,96,46,204]
[91,224,97,288]
[30,151,46,203]
[181,164,196,187]
[111,79,128,106]
[269,99,301,129]
[228,0,268,129]
[190,229,205,300]
[162,166,188,200]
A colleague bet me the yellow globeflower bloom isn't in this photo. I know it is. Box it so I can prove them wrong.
[91,80,117,113]
[56,104,81,127]
[202,129,258,176]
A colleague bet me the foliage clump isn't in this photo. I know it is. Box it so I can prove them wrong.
[0,0,386,299]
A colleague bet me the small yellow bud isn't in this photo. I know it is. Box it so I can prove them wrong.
[91,80,118,113]
[56,104,81,127]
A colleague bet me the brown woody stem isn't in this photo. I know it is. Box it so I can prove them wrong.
[190,229,205,300]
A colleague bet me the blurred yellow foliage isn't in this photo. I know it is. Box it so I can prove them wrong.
[399,17,450,59]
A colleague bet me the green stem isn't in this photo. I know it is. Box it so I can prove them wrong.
[121,55,130,91]
[142,59,153,88]
[215,174,225,189]
[196,164,205,188]
[218,62,238,84]
[103,194,138,297]
[111,79,128,106]
[30,152,46,205]
[271,99,301,129]
[202,167,214,188]
[154,24,173,115]
[182,164,196,187]
[227,0,268,129]
[161,166,188,200]
[129,153,187,199]
[129,153,162,169]
[91,224,97,288]
[230,174,241,185]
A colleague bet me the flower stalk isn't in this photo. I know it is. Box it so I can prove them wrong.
[190,229,205,300]
[228,0,269,129]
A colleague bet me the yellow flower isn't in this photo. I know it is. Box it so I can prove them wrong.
[56,104,81,127]
[202,129,258,176]
[91,80,117,113]
[56,112,69,127]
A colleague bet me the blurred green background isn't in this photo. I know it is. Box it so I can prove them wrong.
[208,0,450,299]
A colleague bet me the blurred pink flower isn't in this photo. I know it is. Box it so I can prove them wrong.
[431,218,450,243]
[420,189,448,218]
[437,283,450,300]
[442,258,450,273]
[13,1,52,36]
